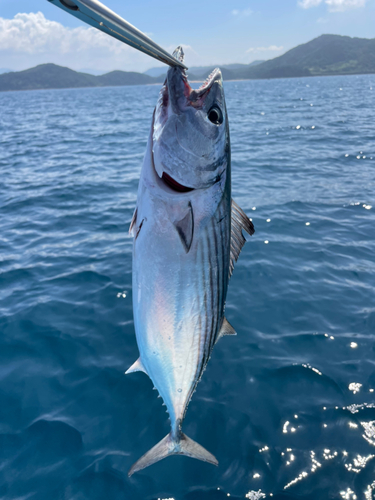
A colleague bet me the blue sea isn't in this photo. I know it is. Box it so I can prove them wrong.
[1,74,375,500]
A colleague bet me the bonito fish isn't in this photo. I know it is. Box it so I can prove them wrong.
[126,47,254,476]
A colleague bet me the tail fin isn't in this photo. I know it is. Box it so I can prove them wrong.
[128,431,218,476]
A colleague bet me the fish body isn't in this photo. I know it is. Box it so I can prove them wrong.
[127,47,254,476]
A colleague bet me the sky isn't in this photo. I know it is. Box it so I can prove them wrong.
[1,0,374,73]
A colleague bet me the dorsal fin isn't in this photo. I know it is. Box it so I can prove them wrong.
[174,202,194,253]
[125,357,148,375]
[215,317,237,344]
[229,200,255,278]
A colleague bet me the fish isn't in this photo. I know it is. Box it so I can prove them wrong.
[126,46,254,476]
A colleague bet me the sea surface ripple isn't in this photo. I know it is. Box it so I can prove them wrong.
[0,74,375,500]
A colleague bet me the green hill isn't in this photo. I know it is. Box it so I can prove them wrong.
[0,63,164,92]
[237,34,375,79]
[0,64,97,91]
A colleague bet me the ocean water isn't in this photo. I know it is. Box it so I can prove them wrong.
[1,74,375,500]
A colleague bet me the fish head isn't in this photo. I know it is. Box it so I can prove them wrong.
[152,46,230,192]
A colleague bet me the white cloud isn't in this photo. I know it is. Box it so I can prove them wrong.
[246,45,284,53]
[298,0,367,11]
[0,12,128,55]
[325,0,367,11]
[0,12,193,73]
[299,0,323,7]
[232,8,253,16]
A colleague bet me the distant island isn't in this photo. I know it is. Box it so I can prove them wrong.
[1,34,375,93]
[143,60,266,78]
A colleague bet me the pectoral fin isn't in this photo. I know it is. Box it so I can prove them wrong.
[125,357,148,375]
[229,200,255,278]
[215,317,237,344]
[174,202,194,253]
[129,207,138,236]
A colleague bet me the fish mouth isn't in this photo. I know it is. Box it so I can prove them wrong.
[155,46,222,125]
[169,46,222,100]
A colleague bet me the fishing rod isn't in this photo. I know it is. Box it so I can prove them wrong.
[47,0,188,70]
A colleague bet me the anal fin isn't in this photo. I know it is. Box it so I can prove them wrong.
[215,317,237,344]
[125,357,147,375]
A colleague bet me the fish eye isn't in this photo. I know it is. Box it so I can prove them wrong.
[207,106,223,125]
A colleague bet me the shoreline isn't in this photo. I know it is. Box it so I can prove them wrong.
[1,71,375,94]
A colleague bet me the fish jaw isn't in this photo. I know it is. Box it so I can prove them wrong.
[165,47,192,116]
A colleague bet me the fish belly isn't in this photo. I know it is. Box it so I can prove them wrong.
[132,192,230,426]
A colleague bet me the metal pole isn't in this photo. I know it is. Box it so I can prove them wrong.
[47,0,188,69]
